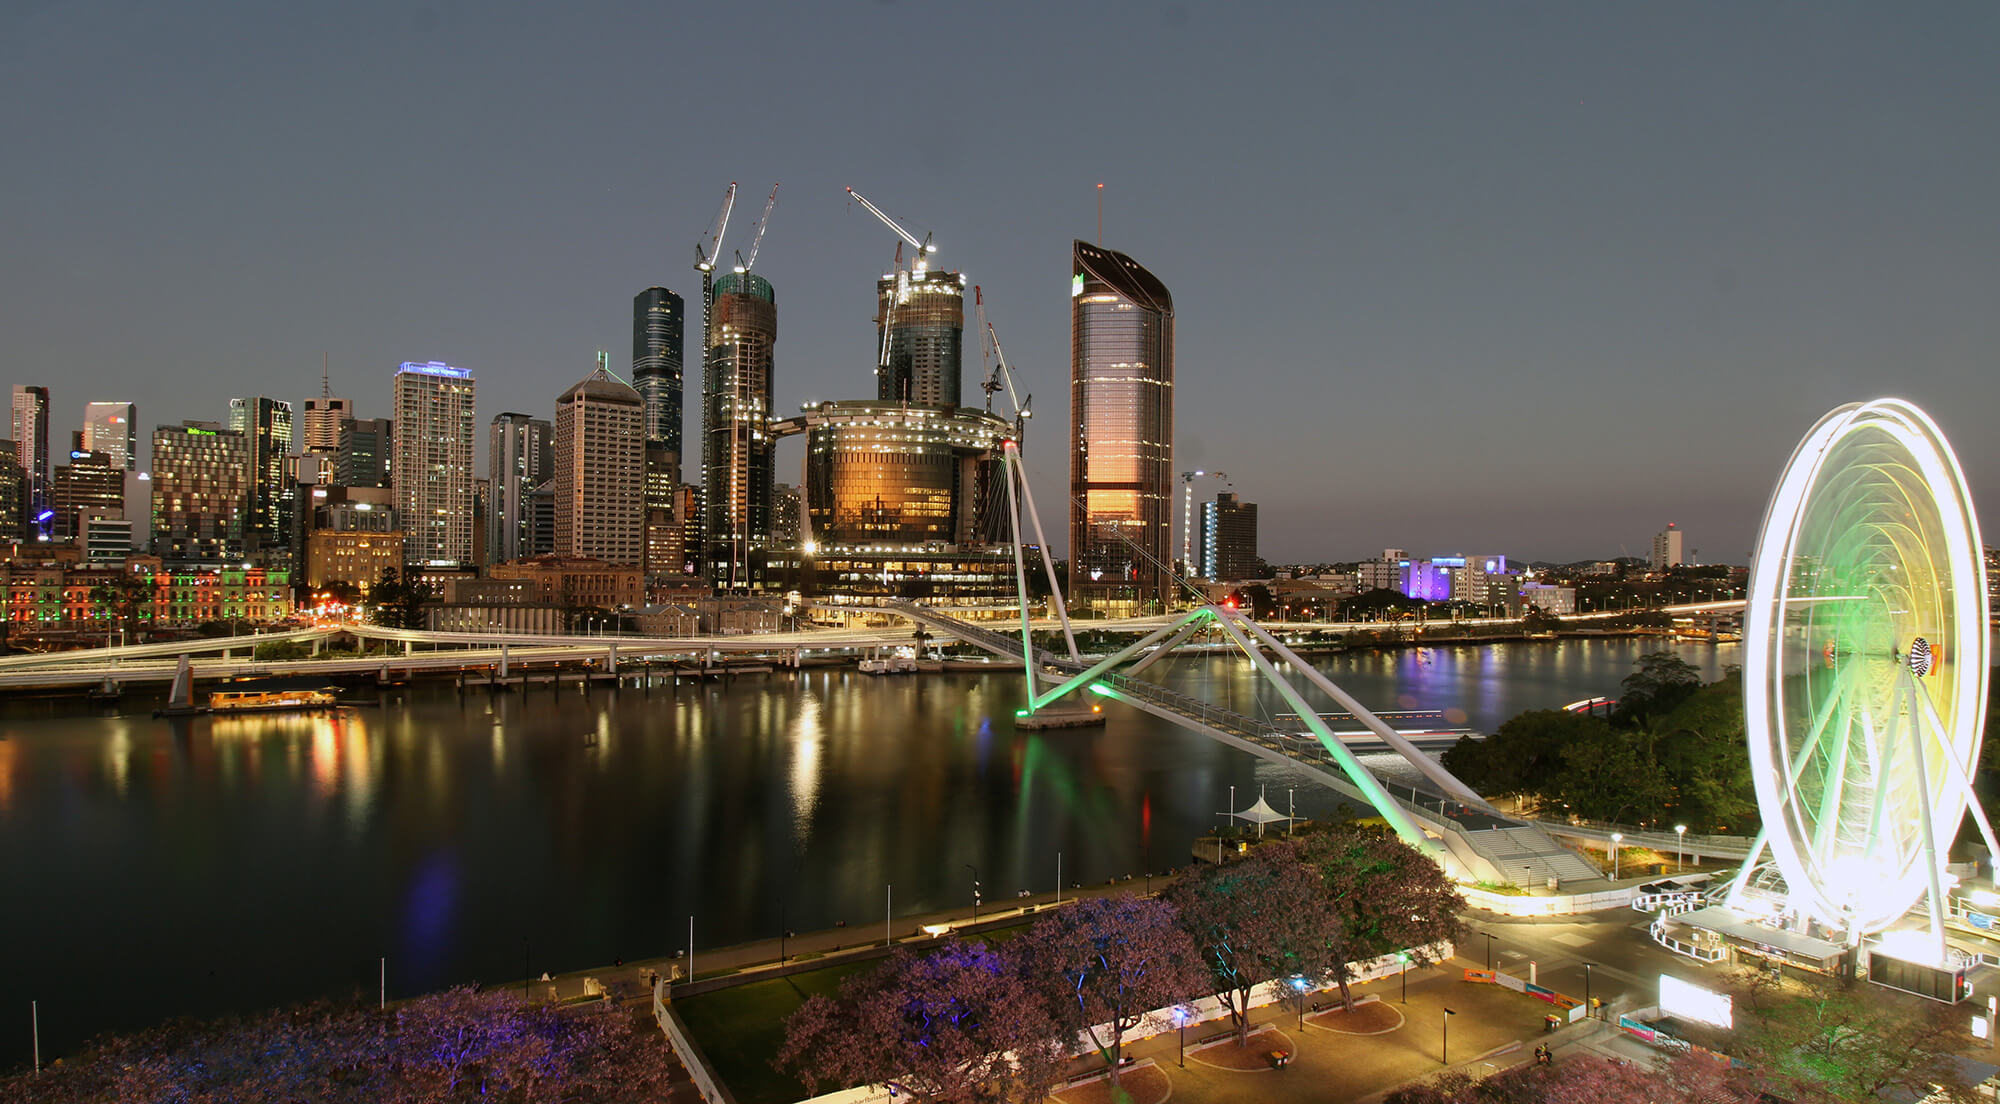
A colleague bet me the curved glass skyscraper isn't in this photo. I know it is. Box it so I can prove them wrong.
[632,287,685,453]
[1070,240,1174,614]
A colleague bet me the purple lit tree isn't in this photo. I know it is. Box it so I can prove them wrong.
[1020,894,1206,1088]
[0,989,674,1103]
[777,941,1065,1103]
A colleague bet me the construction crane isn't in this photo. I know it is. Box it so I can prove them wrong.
[733,183,779,273]
[694,183,737,275]
[849,186,941,401]
[973,286,1030,440]
[1181,470,1232,576]
[845,187,937,273]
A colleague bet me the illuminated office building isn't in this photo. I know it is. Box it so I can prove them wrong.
[81,402,137,471]
[11,386,49,522]
[1197,492,1258,582]
[228,395,295,566]
[150,421,251,563]
[1070,240,1174,614]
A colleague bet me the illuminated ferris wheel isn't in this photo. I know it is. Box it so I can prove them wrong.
[1740,398,1992,941]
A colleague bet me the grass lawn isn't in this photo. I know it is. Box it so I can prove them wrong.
[675,959,877,1104]
[673,923,1043,1104]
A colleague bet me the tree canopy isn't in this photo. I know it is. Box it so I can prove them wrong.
[1441,654,1755,832]
[1019,894,1205,1086]
[777,941,1065,1104]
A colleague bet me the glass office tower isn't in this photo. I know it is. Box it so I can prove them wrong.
[1070,240,1174,614]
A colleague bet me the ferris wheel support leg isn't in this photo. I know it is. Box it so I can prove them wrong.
[1911,677,2000,874]
[1724,825,1771,911]
[1905,678,1950,964]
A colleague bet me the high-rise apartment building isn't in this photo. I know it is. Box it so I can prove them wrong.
[151,421,251,563]
[554,364,645,566]
[488,412,553,566]
[391,361,476,568]
[1198,492,1258,582]
[702,272,776,589]
[1070,241,1174,614]
[11,386,50,522]
[876,269,966,407]
[228,396,295,565]
[1652,523,1685,571]
[81,402,137,471]
[632,287,686,453]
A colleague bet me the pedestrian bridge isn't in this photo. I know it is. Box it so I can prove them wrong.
[863,597,1625,889]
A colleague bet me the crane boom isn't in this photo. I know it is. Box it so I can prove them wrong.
[695,182,738,272]
[846,187,937,256]
[736,183,779,273]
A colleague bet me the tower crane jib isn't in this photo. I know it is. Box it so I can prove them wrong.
[694,183,738,273]
[735,184,779,273]
[846,187,937,273]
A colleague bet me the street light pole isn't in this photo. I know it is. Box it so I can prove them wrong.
[1442,1007,1455,1064]
[1482,931,1494,971]
[965,864,981,924]
[1584,962,1593,1017]
[1611,832,1623,880]
[1676,824,1687,869]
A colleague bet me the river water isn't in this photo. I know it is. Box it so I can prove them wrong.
[0,637,1733,1064]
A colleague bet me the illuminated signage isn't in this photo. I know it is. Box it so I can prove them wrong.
[398,360,472,379]
[1659,975,1731,1029]
[1071,273,1084,298]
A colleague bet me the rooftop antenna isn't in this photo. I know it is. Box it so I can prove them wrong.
[321,352,330,398]
[1096,182,1104,244]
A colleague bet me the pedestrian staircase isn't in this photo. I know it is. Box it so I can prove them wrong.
[1458,826,1605,887]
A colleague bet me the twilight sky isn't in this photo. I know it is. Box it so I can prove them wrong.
[5,2,1997,564]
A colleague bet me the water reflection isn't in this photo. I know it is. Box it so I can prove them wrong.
[0,637,1733,1067]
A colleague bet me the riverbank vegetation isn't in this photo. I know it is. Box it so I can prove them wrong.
[1440,653,1757,832]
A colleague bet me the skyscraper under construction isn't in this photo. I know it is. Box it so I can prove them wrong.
[701,272,775,590]
[876,269,966,407]
[1070,240,1174,615]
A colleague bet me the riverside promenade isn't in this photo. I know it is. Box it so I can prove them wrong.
[521,878,1665,1104]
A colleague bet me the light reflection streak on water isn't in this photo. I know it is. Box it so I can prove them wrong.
[789,689,823,844]
[105,724,132,797]
[337,714,374,836]
[0,739,15,813]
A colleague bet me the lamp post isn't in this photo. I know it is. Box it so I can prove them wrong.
[1481,931,1494,971]
[1676,824,1687,869]
[1583,962,1593,1017]
[1174,1006,1187,1067]
[1611,832,1623,880]
[965,864,981,924]
[1442,1007,1456,1064]
[1400,953,1410,1003]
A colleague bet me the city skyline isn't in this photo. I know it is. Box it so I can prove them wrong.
[5,4,1998,563]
